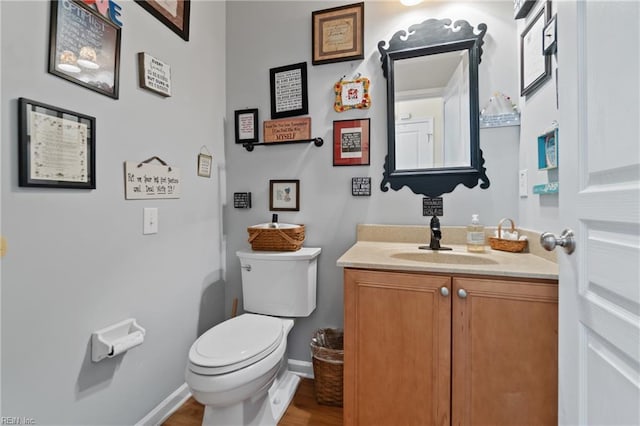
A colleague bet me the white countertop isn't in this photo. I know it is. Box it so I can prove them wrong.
[336,225,559,280]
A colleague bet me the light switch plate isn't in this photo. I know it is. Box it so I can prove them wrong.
[143,208,158,234]
[519,169,528,197]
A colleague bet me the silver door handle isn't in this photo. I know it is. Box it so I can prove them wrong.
[540,229,575,254]
[457,289,467,299]
[440,287,449,297]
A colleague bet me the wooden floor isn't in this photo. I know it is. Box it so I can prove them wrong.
[163,378,342,426]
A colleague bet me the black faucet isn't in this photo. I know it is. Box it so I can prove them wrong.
[419,216,452,251]
[430,216,442,249]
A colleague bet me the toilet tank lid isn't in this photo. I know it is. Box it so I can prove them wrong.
[237,247,321,261]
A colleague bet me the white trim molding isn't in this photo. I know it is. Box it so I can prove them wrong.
[135,383,191,426]
[288,359,314,379]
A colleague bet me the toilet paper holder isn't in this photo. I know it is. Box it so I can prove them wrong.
[91,318,146,362]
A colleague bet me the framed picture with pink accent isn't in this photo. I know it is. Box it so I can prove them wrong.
[333,118,370,166]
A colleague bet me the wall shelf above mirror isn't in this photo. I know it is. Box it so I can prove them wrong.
[379,18,490,197]
[242,137,324,152]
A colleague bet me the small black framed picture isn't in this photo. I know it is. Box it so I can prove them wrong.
[18,98,96,189]
[269,179,300,211]
[235,109,259,144]
[520,5,552,96]
[270,62,308,119]
[543,14,557,55]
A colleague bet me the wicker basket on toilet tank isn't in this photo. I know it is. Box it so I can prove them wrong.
[247,223,305,251]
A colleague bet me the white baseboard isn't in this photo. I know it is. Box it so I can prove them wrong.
[136,383,191,426]
[137,360,312,425]
[288,358,314,379]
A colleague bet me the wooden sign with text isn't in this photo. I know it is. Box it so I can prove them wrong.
[263,117,311,143]
[124,161,181,199]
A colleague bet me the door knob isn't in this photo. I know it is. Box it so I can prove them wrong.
[457,289,467,299]
[440,287,449,297]
[540,229,575,254]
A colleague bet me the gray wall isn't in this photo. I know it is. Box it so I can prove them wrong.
[225,1,521,362]
[1,1,226,424]
[516,1,560,232]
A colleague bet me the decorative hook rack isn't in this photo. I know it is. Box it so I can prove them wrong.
[242,137,324,152]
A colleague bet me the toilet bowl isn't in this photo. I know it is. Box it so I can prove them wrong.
[186,314,298,425]
[185,247,321,425]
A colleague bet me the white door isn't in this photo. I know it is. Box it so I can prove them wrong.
[395,118,434,169]
[556,2,640,425]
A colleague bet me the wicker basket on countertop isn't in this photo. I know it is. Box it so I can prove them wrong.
[488,218,528,253]
[247,223,305,251]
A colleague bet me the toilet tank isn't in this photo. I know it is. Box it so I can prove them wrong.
[236,247,321,317]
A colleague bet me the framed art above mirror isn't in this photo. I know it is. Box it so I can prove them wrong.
[378,18,490,197]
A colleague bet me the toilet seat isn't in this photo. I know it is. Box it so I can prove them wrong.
[188,314,283,375]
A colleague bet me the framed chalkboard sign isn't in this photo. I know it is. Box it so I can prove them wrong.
[48,0,121,99]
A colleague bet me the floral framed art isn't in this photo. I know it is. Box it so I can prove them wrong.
[333,118,370,166]
[18,98,96,189]
[334,76,371,112]
[269,180,300,211]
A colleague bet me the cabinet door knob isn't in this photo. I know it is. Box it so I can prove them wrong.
[457,289,468,299]
[440,286,449,297]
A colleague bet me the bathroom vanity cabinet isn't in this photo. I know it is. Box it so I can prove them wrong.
[343,268,558,426]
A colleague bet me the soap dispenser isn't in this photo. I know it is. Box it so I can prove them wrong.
[466,214,485,253]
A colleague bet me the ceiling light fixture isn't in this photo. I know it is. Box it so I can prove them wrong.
[400,0,423,6]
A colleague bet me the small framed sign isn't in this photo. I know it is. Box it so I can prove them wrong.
[138,52,172,97]
[235,109,259,144]
[270,62,308,119]
[423,197,444,216]
[543,14,557,55]
[352,177,371,196]
[197,153,212,178]
[333,118,370,166]
[264,117,311,143]
[233,192,252,209]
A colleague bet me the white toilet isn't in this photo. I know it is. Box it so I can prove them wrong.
[185,247,321,426]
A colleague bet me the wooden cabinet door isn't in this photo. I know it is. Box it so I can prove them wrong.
[451,277,558,426]
[344,269,451,426]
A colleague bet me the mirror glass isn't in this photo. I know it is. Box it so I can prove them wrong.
[394,50,470,170]
[379,18,490,197]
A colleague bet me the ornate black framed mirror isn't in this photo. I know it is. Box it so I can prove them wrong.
[378,18,490,197]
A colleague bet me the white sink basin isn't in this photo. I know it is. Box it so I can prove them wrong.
[390,251,499,265]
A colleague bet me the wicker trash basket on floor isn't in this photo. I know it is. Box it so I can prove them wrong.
[310,328,344,407]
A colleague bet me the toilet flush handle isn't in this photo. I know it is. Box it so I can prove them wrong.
[241,264,252,272]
